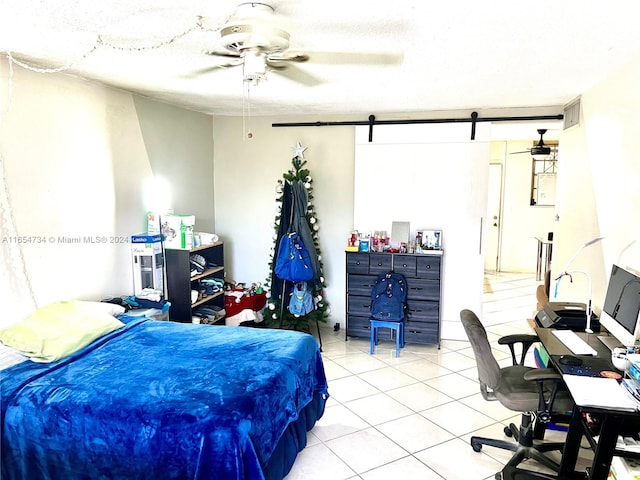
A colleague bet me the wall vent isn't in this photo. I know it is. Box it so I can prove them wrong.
[563,98,581,130]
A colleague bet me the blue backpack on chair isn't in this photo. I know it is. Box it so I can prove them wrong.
[370,272,407,321]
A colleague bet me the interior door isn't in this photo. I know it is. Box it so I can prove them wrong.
[354,123,490,340]
[484,163,503,272]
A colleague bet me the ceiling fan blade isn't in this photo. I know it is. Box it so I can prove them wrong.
[289,49,403,65]
[185,59,243,77]
[268,52,309,63]
[203,48,241,59]
[271,63,323,87]
[509,150,532,155]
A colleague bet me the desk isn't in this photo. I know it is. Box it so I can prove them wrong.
[535,328,639,479]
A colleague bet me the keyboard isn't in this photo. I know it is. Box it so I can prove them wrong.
[552,329,598,356]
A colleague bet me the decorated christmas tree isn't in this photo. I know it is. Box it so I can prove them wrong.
[264,143,329,332]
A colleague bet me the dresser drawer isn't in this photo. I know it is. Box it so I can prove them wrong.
[347,295,372,316]
[346,314,371,338]
[416,255,441,279]
[406,277,441,301]
[406,299,439,323]
[368,253,392,274]
[404,323,439,345]
[347,274,377,296]
[346,253,370,274]
[393,255,416,277]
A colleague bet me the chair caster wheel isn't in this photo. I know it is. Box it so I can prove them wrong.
[504,426,513,437]
[494,473,502,480]
[471,441,482,452]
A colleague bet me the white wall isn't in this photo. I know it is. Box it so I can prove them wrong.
[133,97,215,231]
[0,66,151,326]
[552,58,640,313]
[212,116,354,325]
[0,62,215,326]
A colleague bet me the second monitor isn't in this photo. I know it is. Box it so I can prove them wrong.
[598,264,640,350]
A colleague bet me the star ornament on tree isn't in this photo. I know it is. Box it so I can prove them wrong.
[292,142,308,159]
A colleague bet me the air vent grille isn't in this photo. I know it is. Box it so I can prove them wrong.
[563,98,581,130]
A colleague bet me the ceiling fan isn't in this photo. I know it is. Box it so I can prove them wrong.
[510,129,553,159]
[193,2,403,86]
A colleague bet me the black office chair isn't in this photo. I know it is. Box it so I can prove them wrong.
[460,309,574,477]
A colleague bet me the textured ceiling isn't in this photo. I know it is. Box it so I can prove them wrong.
[1,0,640,126]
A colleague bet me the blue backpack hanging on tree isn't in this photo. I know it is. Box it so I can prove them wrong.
[275,232,314,282]
[370,272,407,321]
[289,281,315,316]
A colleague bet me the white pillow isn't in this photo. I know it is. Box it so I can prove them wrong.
[75,301,126,317]
[0,343,28,370]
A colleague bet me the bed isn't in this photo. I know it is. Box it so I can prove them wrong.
[0,302,328,480]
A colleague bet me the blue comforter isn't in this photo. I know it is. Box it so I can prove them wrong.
[1,317,328,480]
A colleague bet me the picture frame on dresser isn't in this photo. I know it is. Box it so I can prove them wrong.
[417,230,442,250]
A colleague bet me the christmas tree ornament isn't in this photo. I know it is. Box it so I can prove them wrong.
[309,217,316,224]
[291,141,308,159]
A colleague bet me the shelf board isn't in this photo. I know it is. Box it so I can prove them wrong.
[190,241,223,253]
[191,266,224,282]
[192,290,224,308]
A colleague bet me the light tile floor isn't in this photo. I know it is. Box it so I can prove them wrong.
[286,272,593,480]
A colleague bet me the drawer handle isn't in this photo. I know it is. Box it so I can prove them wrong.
[356,261,361,265]
[402,264,408,267]
[425,265,431,269]
[377,262,383,266]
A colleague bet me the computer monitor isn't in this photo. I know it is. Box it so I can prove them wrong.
[598,264,640,350]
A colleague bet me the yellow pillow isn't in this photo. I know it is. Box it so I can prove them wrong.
[0,300,124,363]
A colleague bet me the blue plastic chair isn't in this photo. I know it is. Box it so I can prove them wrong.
[370,318,405,357]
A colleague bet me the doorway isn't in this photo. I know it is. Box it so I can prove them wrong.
[484,163,503,272]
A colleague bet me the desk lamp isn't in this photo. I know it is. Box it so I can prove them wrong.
[554,236,604,333]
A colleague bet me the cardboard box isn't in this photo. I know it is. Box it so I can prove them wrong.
[161,214,195,250]
[131,233,164,295]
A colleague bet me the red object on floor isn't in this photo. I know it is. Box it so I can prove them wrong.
[224,290,267,318]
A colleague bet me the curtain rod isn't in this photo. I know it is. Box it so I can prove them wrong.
[272,112,565,141]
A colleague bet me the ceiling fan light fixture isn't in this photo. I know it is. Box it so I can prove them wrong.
[531,129,551,159]
[243,50,267,85]
[531,146,552,160]
[221,23,290,52]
